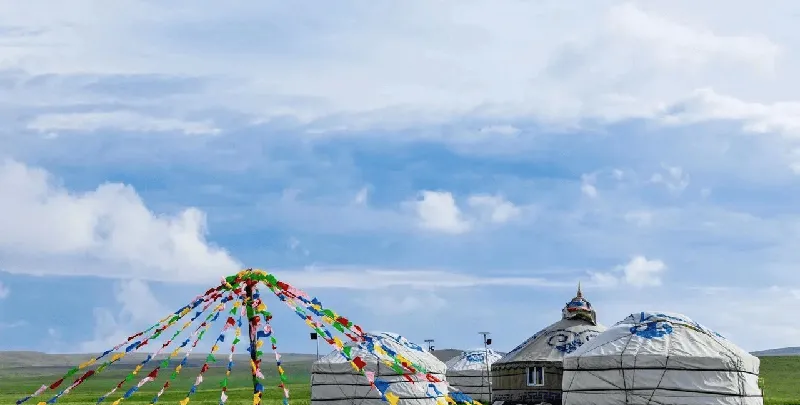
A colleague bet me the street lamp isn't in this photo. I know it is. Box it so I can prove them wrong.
[479,332,493,399]
[310,332,319,360]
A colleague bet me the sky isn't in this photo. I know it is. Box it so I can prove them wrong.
[1,0,799,357]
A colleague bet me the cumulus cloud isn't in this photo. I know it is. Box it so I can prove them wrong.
[467,194,521,224]
[413,191,471,234]
[79,279,169,352]
[580,174,598,198]
[649,164,690,194]
[587,256,667,288]
[622,255,667,287]
[412,191,523,233]
[0,159,240,283]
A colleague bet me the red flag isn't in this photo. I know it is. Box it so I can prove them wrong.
[353,357,367,370]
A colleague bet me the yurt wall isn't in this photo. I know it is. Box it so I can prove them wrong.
[311,332,449,405]
[445,348,503,403]
[562,311,764,405]
[491,284,606,405]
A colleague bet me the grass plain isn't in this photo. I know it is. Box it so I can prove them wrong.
[0,356,797,405]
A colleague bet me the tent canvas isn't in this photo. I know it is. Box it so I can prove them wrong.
[562,311,763,405]
[445,348,503,402]
[311,332,449,405]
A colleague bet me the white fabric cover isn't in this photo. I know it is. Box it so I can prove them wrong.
[495,319,607,364]
[562,311,763,405]
[445,348,503,402]
[311,331,449,405]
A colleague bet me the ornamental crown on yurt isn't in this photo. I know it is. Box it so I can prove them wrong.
[15,269,481,405]
[444,348,503,403]
[561,311,764,405]
[491,284,606,405]
[311,331,449,405]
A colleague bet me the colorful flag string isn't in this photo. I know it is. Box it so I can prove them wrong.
[17,269,480,405]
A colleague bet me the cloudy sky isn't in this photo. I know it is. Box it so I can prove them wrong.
[1,0,799,356]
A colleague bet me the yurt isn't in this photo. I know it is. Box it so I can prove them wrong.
[445,348,503,402]
[562,311,763,405]
[311,331,449,405]
[492,284,606,405]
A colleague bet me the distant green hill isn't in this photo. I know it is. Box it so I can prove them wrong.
[751,346,800,356]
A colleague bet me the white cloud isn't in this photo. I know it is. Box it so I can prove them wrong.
[413,190,471,234]
[79,279,168,352]
[479,125,521,136]
[279,266,573,290]
[354,186,369,205]
[467,194,521,224]
[606,3,780,73]
[27,111,221,135]
[586,255,667,288]
[0,159,240,283]
[650,164,690,194]
[622,255,667,287]
[580,174,598,198]
[0,1,794,136]
[0,281,8,299]
[0,320,27,329]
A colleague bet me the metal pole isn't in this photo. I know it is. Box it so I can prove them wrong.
[479,332,492,401]
[245,281,260,405]
[316,337,320,360]
[424,339,435,352]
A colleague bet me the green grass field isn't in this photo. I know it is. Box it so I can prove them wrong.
[1,357,797,405]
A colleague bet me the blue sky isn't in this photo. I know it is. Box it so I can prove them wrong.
[1,0,799,357]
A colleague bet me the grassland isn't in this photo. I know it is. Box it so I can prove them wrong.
[0,356,797,405]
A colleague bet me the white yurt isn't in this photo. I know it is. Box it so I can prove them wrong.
[445,348,503,402]
[562,311,763,405]
[492,284,606,405]
[311,331,449,405]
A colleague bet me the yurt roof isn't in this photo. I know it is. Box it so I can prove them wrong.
[495,285,607,364]
[312,331,446,374]
[445,348,503,370]
[563,311,759,373]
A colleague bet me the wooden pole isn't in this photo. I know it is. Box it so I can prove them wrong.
[245,280,261,405]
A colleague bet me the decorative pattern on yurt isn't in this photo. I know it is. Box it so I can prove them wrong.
[444,348,502,403]
[492,284,606,405]
[562,311,764,405]
[312,332,449,405]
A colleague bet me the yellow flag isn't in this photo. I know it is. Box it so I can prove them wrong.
[278,366,284,374]
[112,399,122,405]
[180,398,190,405]
[436,398,447,405]
[333,337,344,348]
[256,340,264,349]
[79,358,96,368]
[176,365,182,372]
[385,392,400,405]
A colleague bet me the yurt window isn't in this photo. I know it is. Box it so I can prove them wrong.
[526,366,545,386]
